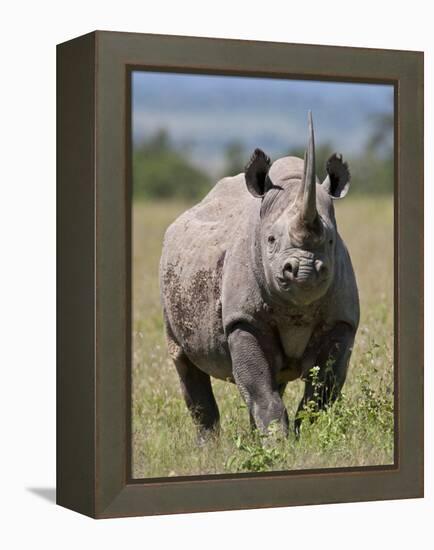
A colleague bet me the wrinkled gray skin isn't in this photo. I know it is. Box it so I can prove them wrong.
[160,113,359,442]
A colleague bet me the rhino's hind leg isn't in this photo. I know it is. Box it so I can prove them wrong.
[166,334,220,445]
[295,322,355,436]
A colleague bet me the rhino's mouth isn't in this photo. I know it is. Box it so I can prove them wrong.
[277,274,316,290]
[275,270,329,307]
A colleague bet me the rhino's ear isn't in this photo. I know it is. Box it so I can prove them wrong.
[244,148,272,198]
[322,153,351,199]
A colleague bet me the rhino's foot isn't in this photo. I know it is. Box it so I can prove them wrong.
[196,425,220,447]
[259,423,288,449]
[294,415,304,440]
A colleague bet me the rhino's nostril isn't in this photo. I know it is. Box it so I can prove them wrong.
[315,260,328,277]
[283,259,299,279]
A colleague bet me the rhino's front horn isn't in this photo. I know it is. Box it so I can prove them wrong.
[299,111,317,225]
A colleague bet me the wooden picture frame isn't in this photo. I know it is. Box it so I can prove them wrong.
[57,30,423,518]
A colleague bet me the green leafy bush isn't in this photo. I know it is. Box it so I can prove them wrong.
[133,130,211,200]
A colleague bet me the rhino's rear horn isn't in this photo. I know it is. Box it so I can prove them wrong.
[299,111,317,225]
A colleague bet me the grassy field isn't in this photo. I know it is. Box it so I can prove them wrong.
[132,196,394,478]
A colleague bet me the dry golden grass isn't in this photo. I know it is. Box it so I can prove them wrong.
[132,195,394,478]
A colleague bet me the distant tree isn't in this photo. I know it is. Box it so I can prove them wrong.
[221,141,245,177]
[143,128,171,154]
[133,129,211,200]
[351,113,394,195]
[366,112,394,157]
[350,153,393,195]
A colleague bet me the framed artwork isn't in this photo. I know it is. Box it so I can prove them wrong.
[57,31,423,518]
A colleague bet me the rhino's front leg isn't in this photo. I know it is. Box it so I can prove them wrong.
[228,323,289,436]
[295,321,355,436]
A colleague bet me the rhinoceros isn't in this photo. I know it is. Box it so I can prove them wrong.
[159,112,359,441]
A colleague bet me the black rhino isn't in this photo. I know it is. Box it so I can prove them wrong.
[159,112,359,442]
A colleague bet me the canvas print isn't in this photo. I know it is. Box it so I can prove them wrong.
[131,72,394,479]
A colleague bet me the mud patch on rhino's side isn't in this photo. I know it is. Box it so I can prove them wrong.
[163,263,194,343]
[213,251,226,318]
[163,257,225,353]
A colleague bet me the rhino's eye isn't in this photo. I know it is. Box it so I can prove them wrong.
[329,239,333,245]
[268,235,276,244]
